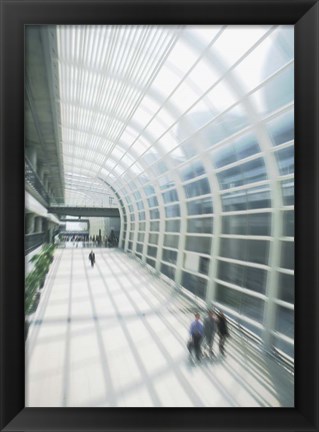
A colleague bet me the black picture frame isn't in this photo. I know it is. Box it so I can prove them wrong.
[0,0,318,431]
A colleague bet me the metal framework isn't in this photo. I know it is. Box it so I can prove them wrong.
[39,24,294,359]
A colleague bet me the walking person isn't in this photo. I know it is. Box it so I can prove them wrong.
[188,312,204,361]
[88,250,95,268]
[203,309,217,356]
[217,311,229,356]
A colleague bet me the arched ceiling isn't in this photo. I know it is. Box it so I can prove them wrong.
[29,24,293,207]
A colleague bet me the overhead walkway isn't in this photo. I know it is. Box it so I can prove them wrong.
[48,206,120,217]
[25,248,294,408]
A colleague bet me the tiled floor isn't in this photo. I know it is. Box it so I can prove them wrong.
[25,247,294,407]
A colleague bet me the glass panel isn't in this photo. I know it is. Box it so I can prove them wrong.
[151,160,168,175]
[234,27,294,92]
[134,191,142,201]
[146,258,156,268]
[222,190,247,212]
[281,241,294,270]
[216,283,265,322]
[139,222,146,231]
[162,248,177,265]
[220,238,270,265]
[266,110,294,146]
[136,201,144,211]
[150,221,160,232]
[251,65,294,114]
[202,106,249,149]
[273,337,294,358]
[275,305,294,338]
[247,186,272,209]
[281,179,294,206]
[187,217,213,234]
[161,263,176,281]
[149,233,159,245]
[222,215,247,235]
[187,197,213,215]
[218,166,242,190]
[243,158,267,185]
[150,208,160,219]
[165,204,180,218]
[164,234,179,249]
[180,160,205,181]
[165,220,181,232]
[246,239,270,265]
[218,158,267,190]
[138,211,145,221]
[182,272,207,300]
[245,266,268,294]
[213,143,236,169]
[158,175,175,190]
[147,245,157,258]
[218,260,244,287]
[282,210,294,236]
[213,133,260,169]
[185,236,211,254]
[218,261,267,294]
[144,184,156,196]
[147,196,159,208]
[248,213,271,235]
[278,272,294,303]
[213,26,270,68]
[275,146,294,176]
[136,243,143,253]
[184,177,211,198]
[223,213,271,236]
[162,189,179,204]
[199,257,210,275]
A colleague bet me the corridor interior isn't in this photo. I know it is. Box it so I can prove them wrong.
[26,247,293,408]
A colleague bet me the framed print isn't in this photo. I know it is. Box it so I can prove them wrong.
[0,0,318,431]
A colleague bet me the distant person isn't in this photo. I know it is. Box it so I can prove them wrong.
[217,311,229,356]
[88,250,95,268]
[204,309,216,356]
[188,312,204,361]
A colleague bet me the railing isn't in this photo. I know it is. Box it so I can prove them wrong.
[152,264,295,374]
[25,233,46,255]
[25,157,51,205]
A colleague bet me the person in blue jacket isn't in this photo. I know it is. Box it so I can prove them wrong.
[189,312,204,361]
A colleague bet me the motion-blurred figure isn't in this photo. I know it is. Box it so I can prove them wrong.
[204,309,216,356]
[188,312,204,361]
[88,250,95,268]
[217,311,229,356]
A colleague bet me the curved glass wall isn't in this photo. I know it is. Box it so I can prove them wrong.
[53,24,294,359]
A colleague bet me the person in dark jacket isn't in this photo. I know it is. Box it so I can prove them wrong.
[89,250,95,268]
[204,309,217,356]
[188,312,204,361]
[217,311,229,356]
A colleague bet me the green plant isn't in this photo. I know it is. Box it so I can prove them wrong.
[25,243,56,316]
[25,270,40,315]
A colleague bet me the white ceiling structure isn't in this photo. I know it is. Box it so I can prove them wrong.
[26,24,295,357]
[46,24,293,207]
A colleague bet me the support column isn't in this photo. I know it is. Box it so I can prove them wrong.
[34,217,43,233]
[25,213,35,234]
